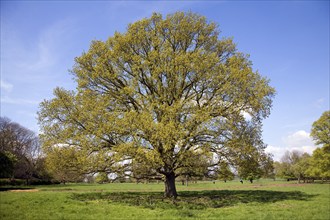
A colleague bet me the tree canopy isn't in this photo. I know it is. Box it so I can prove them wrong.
[274,150,311,182]
[311,110,330,149]
[308,111,330,180]
[38,12,275,197]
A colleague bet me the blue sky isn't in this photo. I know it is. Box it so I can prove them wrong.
[1,1,329,161]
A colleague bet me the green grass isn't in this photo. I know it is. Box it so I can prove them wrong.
[1,180,329,219]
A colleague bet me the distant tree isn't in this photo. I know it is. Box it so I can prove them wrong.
[0,117,41,183]
[308,111,330,181]
[177,151,213,185]
[95,172,109,184]
[237,158,262,183]
[216,161,234,182]
[273,161,284,179]
[311,111,330,149]
[307,147,330,181]
[259,153,275,179]
[275,150,311,183]
[279,150,302,180]
[131,158,162,183]
[292,153,311,183]
[0,151,15,178]
[228,119,274,183]
[33,157,52,182]
[38,12,275,198]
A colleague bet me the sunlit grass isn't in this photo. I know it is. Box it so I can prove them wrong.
[1,180,329,219]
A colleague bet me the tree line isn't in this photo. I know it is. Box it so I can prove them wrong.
[274,111,330,182]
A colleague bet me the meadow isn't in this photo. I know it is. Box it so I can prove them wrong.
[0,179,329,220]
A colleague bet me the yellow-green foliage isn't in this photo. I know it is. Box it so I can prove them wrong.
[38,12,275,188]
[308,111,330,179]
[311,110,330,148]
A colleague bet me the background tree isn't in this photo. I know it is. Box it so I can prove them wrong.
[277,150,301,180]
[95,172,109,184]
[33,157,52,182]
[0,117,42,183]
[216,161,234,182]
[131,158,163,183]
[226,119,273,183]
[176,151,213,185]
[0,151,16,178]
[274,150,311,182]
[273,161,283,179]
[311,111,330,149]
[292,153,311,183]
[308,111,330,181]
[260,153,275,179]
[307,147,330,181]
[38,12,275,198]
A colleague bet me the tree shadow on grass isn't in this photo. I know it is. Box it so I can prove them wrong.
[0,187,35,192]
[71,189,316,210]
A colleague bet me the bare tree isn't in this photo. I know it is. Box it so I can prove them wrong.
[0,117,41,183]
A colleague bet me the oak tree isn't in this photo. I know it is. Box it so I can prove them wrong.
[38,12,275,198]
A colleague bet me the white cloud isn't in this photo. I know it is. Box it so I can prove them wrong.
[0,79,13,93]
[265,145,284,161]
[266,130,317,161]
[283,130,316,153]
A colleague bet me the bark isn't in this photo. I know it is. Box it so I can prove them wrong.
[164,172,178,198]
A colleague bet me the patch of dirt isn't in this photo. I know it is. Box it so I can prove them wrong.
[9,189,39,192]
[266,183,306,187]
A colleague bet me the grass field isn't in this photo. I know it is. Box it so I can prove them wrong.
[0,179,329,219]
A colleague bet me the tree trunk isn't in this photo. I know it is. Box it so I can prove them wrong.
[164,172,178,198]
